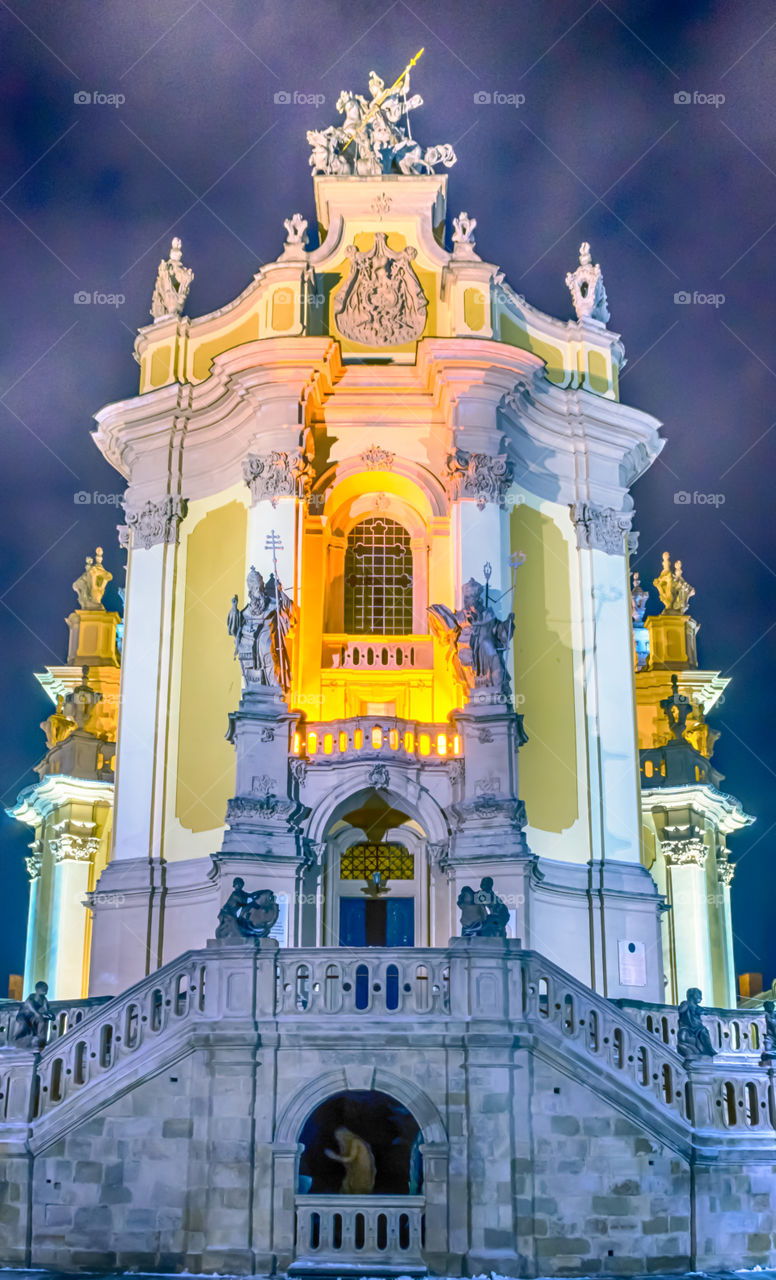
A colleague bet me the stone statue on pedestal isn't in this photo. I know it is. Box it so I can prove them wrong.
[228,566,294,692]
[660,674,693,742]
[429,577,515,698]
[14,981,55,1049]
[654,552,695,615]
[677,987,716,1060]
[457,877,509,938]
[630,572,649,625]
[72,547,112,610]
[216,878,279,940]
[150,237,193,320]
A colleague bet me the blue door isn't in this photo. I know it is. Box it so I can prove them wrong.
[339,897,414,947]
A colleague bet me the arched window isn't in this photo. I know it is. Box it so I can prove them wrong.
[344,517,412,635]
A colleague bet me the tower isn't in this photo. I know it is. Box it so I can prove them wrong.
[7,549,121,997]
[633,554,753,1006]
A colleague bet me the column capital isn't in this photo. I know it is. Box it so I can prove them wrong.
[122,496,188,550]
[570,501,633,556]
[446,447,514,510]
[242,447,309,507]
[50,833,100,864]
[664,837,708,868]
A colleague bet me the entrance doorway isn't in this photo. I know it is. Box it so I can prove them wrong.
[339,897,414,947]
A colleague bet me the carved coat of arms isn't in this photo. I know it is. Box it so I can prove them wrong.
[335,233,427,346]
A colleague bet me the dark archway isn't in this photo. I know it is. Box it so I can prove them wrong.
[298,1089,422,1195]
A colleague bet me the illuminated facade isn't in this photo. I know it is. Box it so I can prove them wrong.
[2,78,771,1279]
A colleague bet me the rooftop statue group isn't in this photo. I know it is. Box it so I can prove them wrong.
[227,565,294,693]
[307,54,456,177]
[216,878,280,941]
[654,551,695,615]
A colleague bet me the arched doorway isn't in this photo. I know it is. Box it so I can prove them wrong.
[298,1089,422,1195]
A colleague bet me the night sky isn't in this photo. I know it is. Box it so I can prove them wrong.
[1,2,774,995]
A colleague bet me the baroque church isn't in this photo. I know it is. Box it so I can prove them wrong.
[1,63,773,1278]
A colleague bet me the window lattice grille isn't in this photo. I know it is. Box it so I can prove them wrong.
[340,843,415,881]
[344,517,412,635]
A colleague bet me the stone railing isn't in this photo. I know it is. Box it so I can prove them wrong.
[5,956,208,1122]
[2,941,776,1140]
[616,999,767,1058]
[323,634,433,672]
[292,716,463,764]
[0,996,109,1049]
[275,948,450,1016]
[295,1194,425,1267]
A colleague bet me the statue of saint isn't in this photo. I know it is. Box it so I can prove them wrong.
[676,987,716,1060]
[227,567,294,691]
[150,237,194,320]
[324,1127,376,1194]
[72,547,112,610]
[429,578,515,698]
[630,572,649,625]
[14,981,55,1049]
[41,695,76,749]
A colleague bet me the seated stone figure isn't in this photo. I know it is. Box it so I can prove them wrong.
[677,987,716,1060]
[216,879,279,940]
[324,1127,376,1195]
[457,877,509,938]
[14,981,55,1049]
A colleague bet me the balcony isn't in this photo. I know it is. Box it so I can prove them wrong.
[291,717,462,765]
[293,1194,426,1272]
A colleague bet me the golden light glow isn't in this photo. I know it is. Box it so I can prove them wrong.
[372,726,383,749]
[389,728,399,749]
[419,733,430,756]
[324,733,334,755]
[354,729,364,749]
[453,735,461,755]
[437,733,447,755]
[308,732,318,755]
[293,731,301,755]
[404,731,414,753]
[339,731,348,753]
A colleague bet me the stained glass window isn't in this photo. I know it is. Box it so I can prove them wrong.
[340,843,415,881]
[344,517,412,634]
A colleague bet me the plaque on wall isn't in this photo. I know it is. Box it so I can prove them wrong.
[618,939,647,987]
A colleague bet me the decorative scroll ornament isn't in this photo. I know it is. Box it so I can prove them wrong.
[335,234,427,346]
[451,211,478,257]
[446,448,514,511]
[242,449,310,507]
[371,193,392,219]
[653,551,695,615]
[565,241,610,324]
[50,834,100,864]
[302,839,327,870]
[290,758,308,785]
[427,840,450,868]
[664,837,708,868]
[306,58,456,177]
[445,758,464,783]
[225,794,295,823]
[361,444,394,471]
[150,237,193,320]
[123,497,187,550]
[570,502,632,556]
[72,547,112,610]
[368,763,390,790]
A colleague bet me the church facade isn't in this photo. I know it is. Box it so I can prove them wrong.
[1,69,772,1277]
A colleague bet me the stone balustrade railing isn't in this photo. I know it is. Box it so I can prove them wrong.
[292,716,463,764]
[295,1194,425,1266]
[616,999,767,1058]
[323,634,433,672]
[0,996,109,1049]
[1,941,775,1139]
[276,948,451,1016]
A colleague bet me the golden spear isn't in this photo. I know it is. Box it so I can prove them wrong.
[342,47,425,152]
